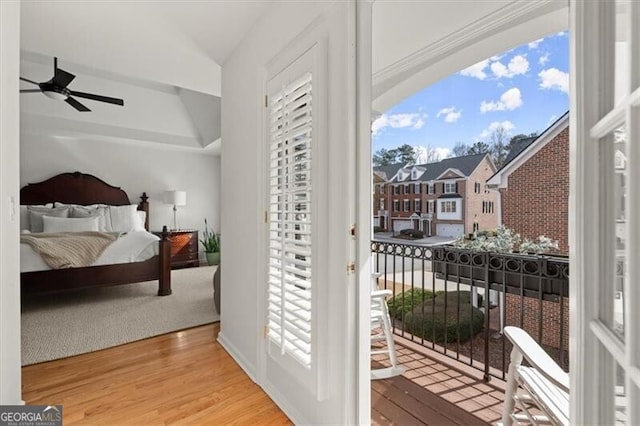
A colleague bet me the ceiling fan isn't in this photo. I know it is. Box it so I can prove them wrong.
[20,57,124,112]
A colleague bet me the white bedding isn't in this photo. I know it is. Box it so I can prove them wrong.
[21,230,160,273]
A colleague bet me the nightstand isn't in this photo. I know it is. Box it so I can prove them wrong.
[152,229,199,269]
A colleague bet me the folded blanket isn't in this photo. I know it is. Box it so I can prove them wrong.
[20,232,118,269]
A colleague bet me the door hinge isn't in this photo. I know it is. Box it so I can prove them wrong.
[350,224,356,238]
[264,210,268,224]
[265,95,268,108]
[347,262,356,274]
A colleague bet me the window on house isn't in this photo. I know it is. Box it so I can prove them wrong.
[429,200,435,214]
[404,184,410,194]
[482,201,486,214]
[379,185,385,194]
[444,182,456,194]
[414,199,421,212]
[394,185,400,195]
[379,198,384,210]
[393,200,399,212]
[441,201,457,213]
[473,222,479,232]
[427,183,435,194]
[414,183,420,194]
[403,199,410,211]
[474,182,481,193]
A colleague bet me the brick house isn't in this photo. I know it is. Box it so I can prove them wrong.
[373,153,498,237]
[487,112,570,253]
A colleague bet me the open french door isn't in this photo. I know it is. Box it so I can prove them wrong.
[571,0,640,423]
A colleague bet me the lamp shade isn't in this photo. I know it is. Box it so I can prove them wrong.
[164,190,186,206]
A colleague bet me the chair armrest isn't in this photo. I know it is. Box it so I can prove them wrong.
[503,326,570,392]
[371,289,393,298]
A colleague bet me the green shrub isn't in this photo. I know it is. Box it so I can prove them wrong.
[387,289,434,319]
[403,291,485,343]
[373,226,385,233]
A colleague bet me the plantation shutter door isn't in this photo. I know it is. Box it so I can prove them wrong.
[267,46,319,390]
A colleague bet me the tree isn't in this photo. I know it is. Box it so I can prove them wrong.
[395,144,417,165]
[414,145,441,164]
[451,142,469,157]
[372,148,396,166]
[489,126,509,168]
[467,141,491,155]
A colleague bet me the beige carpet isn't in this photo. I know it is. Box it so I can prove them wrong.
[21,265,219,365]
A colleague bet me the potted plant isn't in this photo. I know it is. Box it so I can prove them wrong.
[200,218,220,266]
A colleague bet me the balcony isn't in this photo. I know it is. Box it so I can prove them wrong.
[370,240,570,424]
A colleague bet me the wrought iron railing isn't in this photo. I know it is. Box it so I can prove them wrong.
[371,240,569,381]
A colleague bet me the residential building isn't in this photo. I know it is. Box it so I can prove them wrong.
[487,112,570,253]
[374,153,498,237]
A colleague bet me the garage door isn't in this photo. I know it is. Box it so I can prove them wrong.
[436,224,464,237]
[392,219,412,232]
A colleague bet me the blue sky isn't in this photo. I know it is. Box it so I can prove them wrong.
[372,32,569,161]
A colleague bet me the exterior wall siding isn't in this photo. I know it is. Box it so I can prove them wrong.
[500,127,569,253]
[465,157,499,233]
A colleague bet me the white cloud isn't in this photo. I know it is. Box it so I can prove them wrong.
[460,59,489,80]
[528,38,544,49]
[556,31,567,37]
[434,147,452,159]
[479,121,516,139]
[480,88,523,113]
[538,68,569,94]
[538,52,550,66]
[436,106,462,123]
[371,112,426,136]
[490,55,529,78]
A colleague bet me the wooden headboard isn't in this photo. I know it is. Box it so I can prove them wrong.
[20,172,150,230]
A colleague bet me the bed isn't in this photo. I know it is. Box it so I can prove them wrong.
[20,172,172,296]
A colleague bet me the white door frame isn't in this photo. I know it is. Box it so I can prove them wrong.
[355,0,373,423]
[571,0,640,422]
[0,0,22,405]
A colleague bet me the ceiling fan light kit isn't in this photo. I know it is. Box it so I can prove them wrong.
[19,57,124,112]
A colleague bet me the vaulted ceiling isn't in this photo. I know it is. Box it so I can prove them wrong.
[20,1,273,154]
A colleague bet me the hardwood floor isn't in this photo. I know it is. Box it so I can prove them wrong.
[22,323,291,425]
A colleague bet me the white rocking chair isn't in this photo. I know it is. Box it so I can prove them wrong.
[502,326,570,426]
[371,274,405,380]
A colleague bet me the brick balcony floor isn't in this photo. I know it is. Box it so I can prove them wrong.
[372,337,507,425]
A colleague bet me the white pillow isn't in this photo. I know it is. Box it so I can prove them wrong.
[137,211,147,229]
[28,206,70,233]
[109,205,144,232]
[20,204,53,230]
[43,216,100,233]
[71,205,112,232]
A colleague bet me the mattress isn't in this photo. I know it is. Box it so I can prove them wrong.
[21,230,160,273]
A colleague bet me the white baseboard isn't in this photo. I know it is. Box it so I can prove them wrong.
[216,331,257,383]
[261,381,306,425]
[218,332,307,424]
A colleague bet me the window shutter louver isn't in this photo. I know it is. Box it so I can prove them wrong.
[267,71,314,369]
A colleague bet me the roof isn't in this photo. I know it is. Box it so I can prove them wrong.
[487,111,570,188]
[373,153,488,183]
[373,163,404,181]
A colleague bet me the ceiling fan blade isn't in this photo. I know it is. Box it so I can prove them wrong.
[69,90,124,106]
[65,96,91,112]
[20,77,39,86]
[53,67,75,88]
[20,89,41,93]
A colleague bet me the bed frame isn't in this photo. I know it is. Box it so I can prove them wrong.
[20,172,172,296]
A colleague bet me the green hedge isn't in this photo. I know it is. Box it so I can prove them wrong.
[402,291,485,343]
[387,289,435,319]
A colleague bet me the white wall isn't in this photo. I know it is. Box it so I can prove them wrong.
[220,1,356,424]
[20,134,220,260]
[0,0,23,405]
